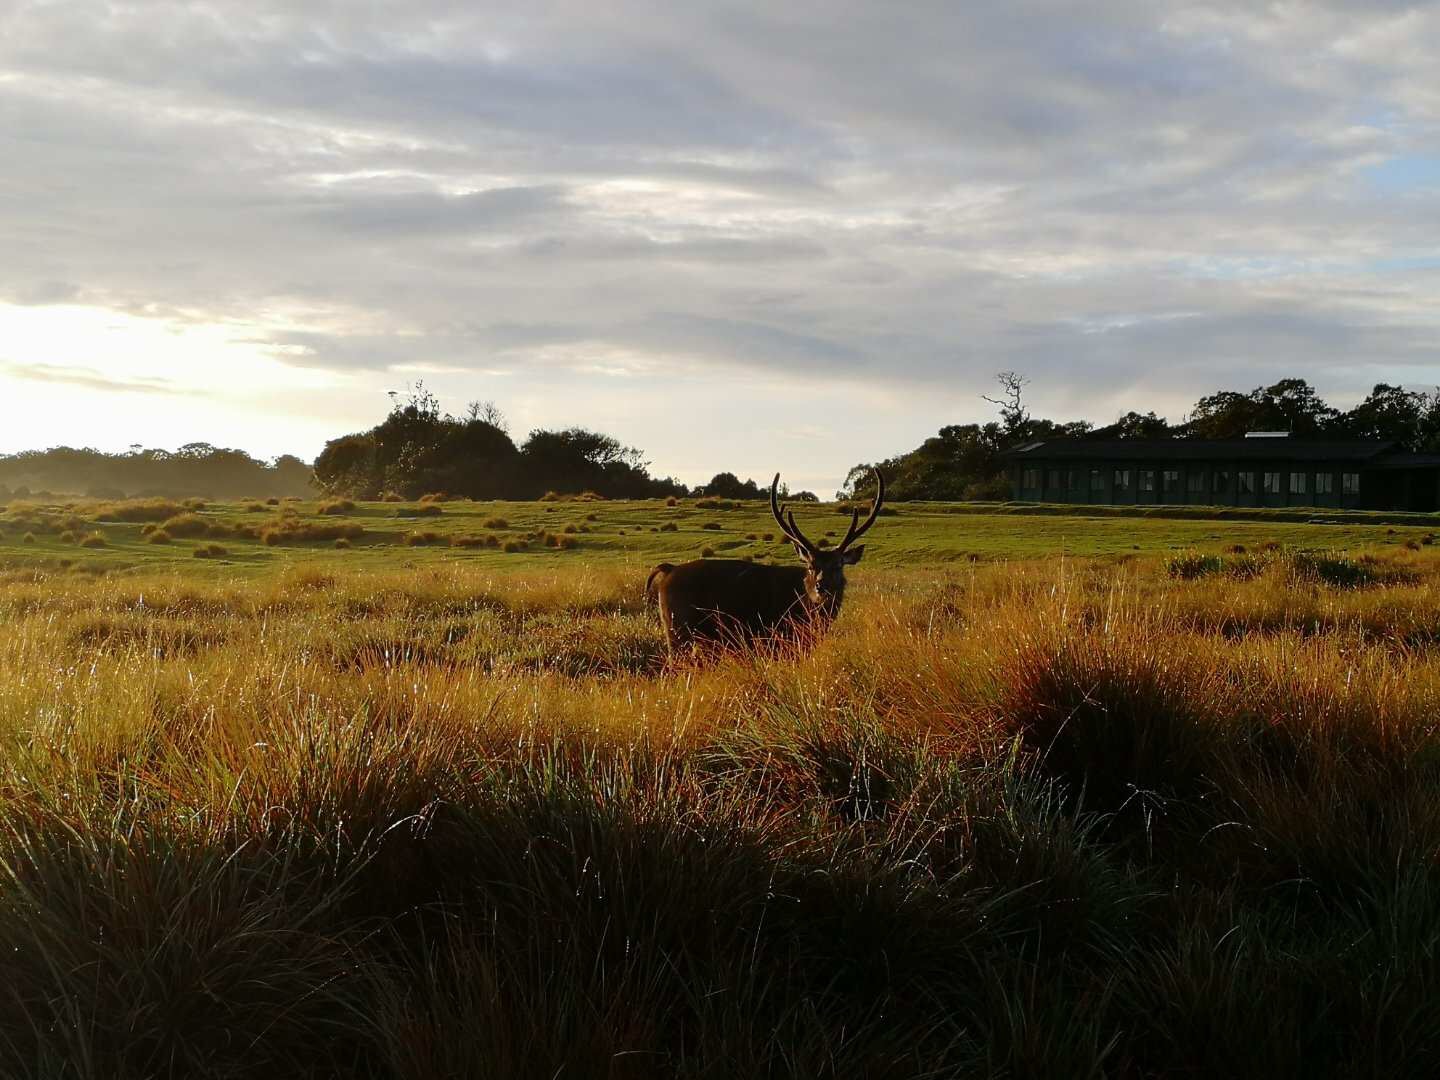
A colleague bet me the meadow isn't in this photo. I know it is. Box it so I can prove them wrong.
[3,493,1440,1077]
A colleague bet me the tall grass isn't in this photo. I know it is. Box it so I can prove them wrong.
[1,551,1439,1074]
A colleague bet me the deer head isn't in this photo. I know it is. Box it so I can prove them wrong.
[770,469,885,617]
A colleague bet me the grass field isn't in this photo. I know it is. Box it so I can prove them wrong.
[3,494,1440,1076]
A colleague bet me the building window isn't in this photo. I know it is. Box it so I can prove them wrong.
[1047,469,1062,489]
[1263,471,1281,494]
[1238,472,1255,494]
[1213,470,1231,492]
[1067,469,1083,490]
[1090,468,1105,491]
[1022,467,1040,489]
[1289,472,1307,494]
[1140,470,1155,492]
[1343,472,1361,495]
[1114,469,1131,491]
[1187,471,1205,493]
[1162,470,1180,493]
[1315,472,1334,494]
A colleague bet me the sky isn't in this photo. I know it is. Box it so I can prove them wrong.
[1,1,1438,494]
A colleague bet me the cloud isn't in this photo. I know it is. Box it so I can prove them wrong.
[0,361,193,396]
[1,1,1439,485]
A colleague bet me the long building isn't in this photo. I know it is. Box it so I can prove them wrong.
[1003,437,1440,513]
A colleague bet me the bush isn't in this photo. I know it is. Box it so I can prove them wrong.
[21,532,35,544]
[402,504,443,518]
[502,539,528,552]
[700,546,716,557]
[404,531,445,547]
[243,502,266,513]
[317,499,355,515]
[695,497,738,510]
[380,492,404,503]
[259,521,364,545]
[87,498,187,522]
[265,497,280,506]
[665,496,678,507]
[1168,553,1225,580]
[153,513,226,539]
[147,529,173,544]
[334,538,352,550]
[79,532,107,549]
[661,522,678,532]
[418,493,448,503]
[58,530,77,543]
[183,498,208,511]
[482,518,509,530]
[193,543,228,559]
[701,522,721,531]
[562,523,578,534]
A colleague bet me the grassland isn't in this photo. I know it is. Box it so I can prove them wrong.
[3,495,1440,1076]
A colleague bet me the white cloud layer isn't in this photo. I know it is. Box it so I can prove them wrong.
[1,1,1438,491]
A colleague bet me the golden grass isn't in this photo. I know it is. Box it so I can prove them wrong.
[4,549,1440,1073]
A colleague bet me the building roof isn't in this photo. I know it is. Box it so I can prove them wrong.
[1003,438,1402,463]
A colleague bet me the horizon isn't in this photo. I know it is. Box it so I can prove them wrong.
[3,2,1438,495]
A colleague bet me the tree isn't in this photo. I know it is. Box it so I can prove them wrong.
[981,371,1031,439]
[1088,411,1171,440]
[700,472,763,499]
[1338,383,1429,446]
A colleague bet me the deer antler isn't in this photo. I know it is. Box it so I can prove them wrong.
[770,473,817,555]
[837,468,884,553]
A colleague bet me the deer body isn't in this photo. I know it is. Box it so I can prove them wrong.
[647,470,883,651]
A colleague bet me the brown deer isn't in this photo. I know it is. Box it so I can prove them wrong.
[646,470,885,651]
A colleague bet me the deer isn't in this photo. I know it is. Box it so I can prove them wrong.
[646,469,885,652]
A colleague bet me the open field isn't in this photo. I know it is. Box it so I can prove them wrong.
[3,497,1440,1075]
[2,493,1438,575]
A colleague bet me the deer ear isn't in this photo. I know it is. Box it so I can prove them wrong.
[842,545,865,565]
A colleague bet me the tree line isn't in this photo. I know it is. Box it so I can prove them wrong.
[840,375,1440,501]
[312,386,695,500]
[0,444,313,501]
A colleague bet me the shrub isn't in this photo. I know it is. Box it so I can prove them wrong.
[317,499,355,515]
[562,523,578,534]
[661,522,678,532]
[87,497,187,522]
[402,504,443,518]
[79,532,107,549]
[259,521,363,545]
[404,531,445,547]
[147,529,173,544]
[1287,551,1378,588]
[334,538,352,550]
[482,518,509,530]
[193,542,228,559]
[265,497,280,506]
[540,491,563,502]
[502,539,528,552]
[586,513,599,521]
[1168,553,1225,580]
[701,522,721,531]
[155,513,227,539]
[695,497,738,510]
[557,535,577,550]
[763,532,775,542]
[58,530,77,544]
[700,546,716,557]
[449,536,489,548]
[183,498,208,511]
[21,532,35,544]
[665,496,679,507]
[243,502,266,513]
[380,492,404,502]
[746,533,758,540]
[418,493,448,504]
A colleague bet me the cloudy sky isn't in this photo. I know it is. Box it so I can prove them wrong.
[2,1,1438,493]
